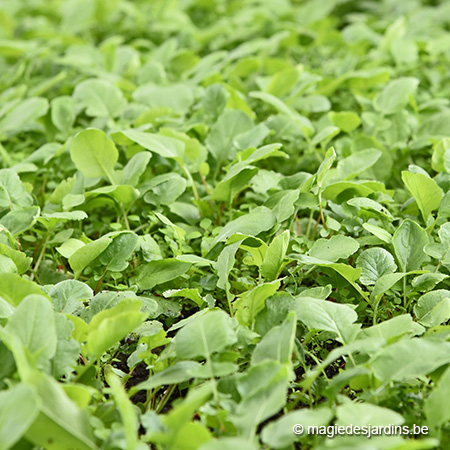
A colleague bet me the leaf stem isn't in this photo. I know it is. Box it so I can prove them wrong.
[318,192,327,230]
[306,210,314,238]
[403,277,407,309]
[95,266,108,295]
[30,233,49,281]
[182,165,199,201]
[120,204,130,230]
[155,384,176,413]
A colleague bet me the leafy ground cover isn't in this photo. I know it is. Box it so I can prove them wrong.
[2,0,450,449]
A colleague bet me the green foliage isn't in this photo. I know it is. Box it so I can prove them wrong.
[1,1,450,449]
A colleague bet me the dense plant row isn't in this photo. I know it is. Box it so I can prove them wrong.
[2,0,450,449]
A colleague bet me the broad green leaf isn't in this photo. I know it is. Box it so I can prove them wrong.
[431,138,450,173]
[234,280,281,326]
[425,365,450,429]
[0,384,40,450]
[292,95,331,113]
[70,129,118,180]
[414,290,450,327]
[202,84,228,120]
[215,239,243,291]
[118,129,184,160]
[234,123,270,150]
[134,259,191,290]
[212,144,287,203]
[233,361,290,437]
[133,83,194,114]
[329,111,361,133]
[56,239,85,259]
[163,288,205,307]
[322,181,375,203]
[356,248,397,286]
[337,149,382,180]
[68,236,112,279]
[85,299,146,359]
[250,91,314,138]
[174,310,236,360]
[0,273,44,306]
[293,254,362,284]
[393,219,428,272]
[0,206,40,236]
[261,408,333,449]
[190,361,237,379]
[95,231,138,272]
[205,110,254,163]
[292,297,360,344]
[424,223,450,269]
[0,243,31,274]
[373,77,419,115]
[369,338,450,383]
[0,254,16,273]
[0,97,49,135]
[348,197,393,220]
[105,369,139,450]
[39,211,87,231]
[412,273,448,292]
[419,110,450,138]
[402,171,443,222]
[209,206,276,250]
[265,68,300,97]
[308,235,359,263]
[24,372,98,450]
[251,311,296,365]
[5,294,57,369]
[52,314,81,379]
[0,296,15,318]
[267,189,300,223]
[336,402,404,427]
[370,271,425,301]
[84,185,139,209]
[310,126,339,147]
[51,96,75,133]
[121,152,152,186]
[232,234,268,267]
[73,79,126,118]
[358,315,424,341]
[261,230,290,281]
[143,173,187,206]
[160,382,214,442]
[165,421,212,450]
[0,169,33,210]
[255,292,295,336]
[363,223,393,244]
[48,280,93,314]
[85,291,142,320]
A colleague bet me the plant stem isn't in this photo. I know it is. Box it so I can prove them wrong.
[226,287,234,317]
[155,384,176,413]
[306,210,314,238]
[403,277,407,309]
[182,165,199,201]
[31,234,49,281]
[120,204,130,230]
[318,192,327,230]
[95,266,108,295]
[373,296,382,325]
